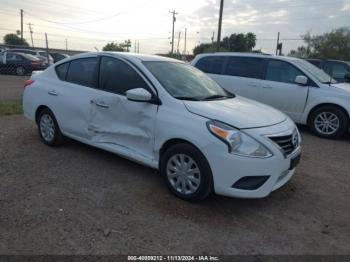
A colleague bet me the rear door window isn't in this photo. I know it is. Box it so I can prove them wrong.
[66,58,98,87]
[265,60,304,84]
[195,56,225,74]
[224,57,263,79]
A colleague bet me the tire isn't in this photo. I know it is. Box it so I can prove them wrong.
[37,108,65,146]
[308,105,349,139]
[16,66,25,76]
[160,143,213,201]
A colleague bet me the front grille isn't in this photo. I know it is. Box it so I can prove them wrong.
[269,134,296,156]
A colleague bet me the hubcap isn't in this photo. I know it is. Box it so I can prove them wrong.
[314,112,340,135]
[40,114,55,142]
[16,67,24,75]
[166,154,201,195]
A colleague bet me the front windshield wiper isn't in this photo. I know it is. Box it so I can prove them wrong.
[203,94,234,100]
[174,96,201,101]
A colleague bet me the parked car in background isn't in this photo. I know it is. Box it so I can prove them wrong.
[0,51,46,75]
[22,52,301,201]
[306,59,350,83]
[50,52,69,63]
[192,53,350,139]
[10,48,54,66]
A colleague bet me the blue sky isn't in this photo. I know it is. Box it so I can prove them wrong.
[0,0,349,54]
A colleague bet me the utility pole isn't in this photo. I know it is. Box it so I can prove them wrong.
[211,31,215,45]
[216,0,224,51]
[183,28,187,55]
[27,23,34,47]
[65,38,68,51]
[169,9,178,54]
[177,31,181,54]
[134,40,136,53]
[20,9,23,41]
[137,41,140,53]
[276,32,280,55]
[45,33,49,64]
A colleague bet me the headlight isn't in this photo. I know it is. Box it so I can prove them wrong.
[207,120,273,158]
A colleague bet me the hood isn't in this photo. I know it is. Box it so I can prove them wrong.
[332,82,350,92]
[183,96,287,129]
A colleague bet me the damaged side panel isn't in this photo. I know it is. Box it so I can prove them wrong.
[88,93,158,162]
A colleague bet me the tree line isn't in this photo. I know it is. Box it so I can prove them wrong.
[288,27,350,61]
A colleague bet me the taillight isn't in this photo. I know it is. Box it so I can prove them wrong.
[24,79,34,89]
[31,61,40,66]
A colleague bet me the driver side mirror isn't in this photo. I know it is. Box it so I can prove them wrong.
[295,75,308,86]
[126,88,153,102]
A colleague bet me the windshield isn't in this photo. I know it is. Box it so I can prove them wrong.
[144,61,233,100]
[293,59,337,84]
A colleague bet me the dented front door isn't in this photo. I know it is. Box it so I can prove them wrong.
[88,91,157,161]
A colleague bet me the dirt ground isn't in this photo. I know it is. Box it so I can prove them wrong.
[0,115,349,255]
[0,75,28,102]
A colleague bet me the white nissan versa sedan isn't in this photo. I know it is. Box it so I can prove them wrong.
[23,52,301,201]
[192,53,350,139]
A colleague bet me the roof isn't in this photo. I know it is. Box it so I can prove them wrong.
[68,51,182,63]
[194,52,303,62]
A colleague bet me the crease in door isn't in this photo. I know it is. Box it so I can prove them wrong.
[88,97,152,146]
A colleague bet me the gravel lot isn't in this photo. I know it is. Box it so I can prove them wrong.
[0,115,350,255]
[0,75,28,101]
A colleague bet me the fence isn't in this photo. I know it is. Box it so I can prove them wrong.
[0,43,86,76]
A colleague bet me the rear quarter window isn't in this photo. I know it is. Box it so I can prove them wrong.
[195,56,225,74]
[55,62,69,80]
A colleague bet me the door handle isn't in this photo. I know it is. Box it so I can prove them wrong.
[95,101,109,109]
[262,85,272,89]
[248,83,258,87]
[48,90,58,96]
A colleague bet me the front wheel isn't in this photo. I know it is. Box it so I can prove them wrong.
[160,143,213,201]
[308,106,349,139]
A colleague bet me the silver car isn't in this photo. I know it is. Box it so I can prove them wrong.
[10,49,53,66]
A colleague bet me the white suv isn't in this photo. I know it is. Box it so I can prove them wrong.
[23,52,301,201]
[192,53,350,139]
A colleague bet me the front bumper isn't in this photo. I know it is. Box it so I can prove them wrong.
[201,119,301,198]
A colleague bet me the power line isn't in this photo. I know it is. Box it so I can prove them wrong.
[24,0,154,25]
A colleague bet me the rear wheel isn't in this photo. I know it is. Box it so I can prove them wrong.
[160,143,213,201]
[16,66,25,76]
[308,105,349,139]
[37,108,65,146]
